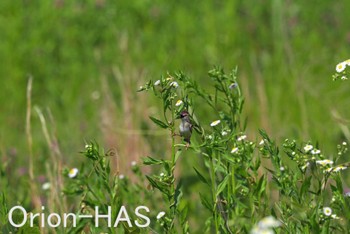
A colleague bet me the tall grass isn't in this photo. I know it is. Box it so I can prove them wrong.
[1,1,350,233]
[3,67,350,233]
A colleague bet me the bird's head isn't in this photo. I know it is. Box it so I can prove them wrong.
[179,110,189,119]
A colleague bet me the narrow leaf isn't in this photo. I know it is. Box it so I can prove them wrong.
[171,180,183,209]
[199,193,212,211]
[146,175,161,191]
[149,116,168,129]
[193,167,209,186]
[143,156,164,165]
[216,174,229,197]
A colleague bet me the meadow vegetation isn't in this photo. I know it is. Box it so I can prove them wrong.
[1,1,350,233]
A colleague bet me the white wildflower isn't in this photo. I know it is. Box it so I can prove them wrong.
[68,168,79,178]
[311,149,321,155]
[42,182,51,190]
[250,227,274,234]
[229,83,237,89]
[154,80,161,86]
[316,160,334,167]
[325,167,333,173]
[304,144,313,152]
[258,216,281,229]
[237,135,247,141]
[323,207,332,216]
[210,120,221,127]
[231,147,239,154]
[334,166,347,172]
[170,81,179,88]
[251,216,281,234]
[301,162,310,170]
[175,100,183,106]
[336,61,347,73]
[156,211,166,219]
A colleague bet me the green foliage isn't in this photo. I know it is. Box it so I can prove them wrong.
[62,142,155,233]
[0,195,41,234]
[1,66,350,233]
[138,67,350,233]
[2,1,350,233]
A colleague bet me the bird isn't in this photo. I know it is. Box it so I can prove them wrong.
[179,110,193,148]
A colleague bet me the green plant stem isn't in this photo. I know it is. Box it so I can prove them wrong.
[86,183,105,207]
[209,152,219,233]
[231,166,235,200]
[218,79,234,111]
[169,107,176,231]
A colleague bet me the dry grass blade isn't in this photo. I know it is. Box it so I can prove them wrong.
[25,76,42,219]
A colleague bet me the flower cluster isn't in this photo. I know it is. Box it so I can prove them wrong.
[283,141,347,174]
[324,165,348,174]
[208,117,253,158]
[250,216,281,234]
[333,59,350,81]
[321,207,341,220]
[283,140,317,171]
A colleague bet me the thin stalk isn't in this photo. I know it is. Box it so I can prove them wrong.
[231,166,235,199]
[25,77,42,212]
[169,106,177,231]
[26,77,34,181]
[209,152,219,233]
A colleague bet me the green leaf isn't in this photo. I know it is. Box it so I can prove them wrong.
[174,150,182,163]
[145,175,162,191]
[179,203,189,224]
[142,156,164,165]
[299,176,312,199]
[149,116,168,129]
[122,222,141,233]
[221,153,236,164]
[0,192,8,225]
[335,174,343,192]
[170,181,183,209]
[216,174,229,197]
[199,193,212,211]
[18,225,41,234]
[252,157,261,171]
[254,175,266,198]
[259,129,271,143]
[164,161,171,175]
[193,167,209,186]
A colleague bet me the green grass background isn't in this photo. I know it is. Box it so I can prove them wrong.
[1,0,350,219]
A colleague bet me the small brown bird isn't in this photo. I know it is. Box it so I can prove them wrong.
[179,110,193,147]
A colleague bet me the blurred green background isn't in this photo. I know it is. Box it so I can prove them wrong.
[1,0,350,205]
